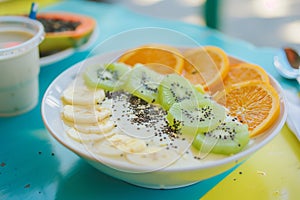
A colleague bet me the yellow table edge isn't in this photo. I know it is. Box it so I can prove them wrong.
[202,124,300,199]
[0,0,60,16]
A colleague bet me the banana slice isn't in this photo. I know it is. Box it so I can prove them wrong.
[92,137,124,157]
[125,148,180,170]
[66,127,114,143]
[107,134,147,153]
[62,85,105,105]
[74,120,115,134]
[62,119,115,134]
[63,105,111,124]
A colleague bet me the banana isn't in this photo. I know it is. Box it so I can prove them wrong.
[62,84,105,105]
[107,134,147,153]
[63,105,111,124]
[92,137,124,157]
[74,119,115,134]
[125,148,180,169]
[66,127,114,143]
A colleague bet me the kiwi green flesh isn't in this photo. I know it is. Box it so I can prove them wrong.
[158,73,205,110]
[124,64,164,103]
[192,121,249,155]
[166,100,226,138]
[83,63,130,91]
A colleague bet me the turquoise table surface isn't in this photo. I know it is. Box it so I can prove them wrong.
[0,1,298,200]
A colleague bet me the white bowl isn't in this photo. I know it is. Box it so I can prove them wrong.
[41,50,287,189]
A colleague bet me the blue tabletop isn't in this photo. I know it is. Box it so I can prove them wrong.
[0,1,297,200]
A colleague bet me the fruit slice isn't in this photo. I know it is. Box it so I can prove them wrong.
[63,105,111,124]
[192,121,249,155]
[92,137,124,157]
[125,148,179,170]
[83,63,130,91]
[66,127,114,143]
[62,84,105,105]
[124,64,163,103]
[183,46,229,92]
[158,73,205,110]
[118,44,184,74]
[37,12,96,54]
[107,134,147,153]
[73,120,115,134]
[166,100,226,137]
[214,81,280,137]
[223,63,270,86]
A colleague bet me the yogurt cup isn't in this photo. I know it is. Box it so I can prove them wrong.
[0,16,44,116]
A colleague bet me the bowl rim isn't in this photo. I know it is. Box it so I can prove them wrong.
[41,48,287,173]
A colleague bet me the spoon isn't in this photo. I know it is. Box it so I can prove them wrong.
[274,47,300,84]
[284,48,300,69]
[274,49,300,139]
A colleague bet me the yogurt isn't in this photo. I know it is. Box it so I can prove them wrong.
[0,16,44,116]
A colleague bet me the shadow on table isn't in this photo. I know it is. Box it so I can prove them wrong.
[54,159,237,200]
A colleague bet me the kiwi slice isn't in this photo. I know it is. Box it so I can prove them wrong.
[83,62,130,91]
[192,120,249,155]
[124,64,163,103]
[158,73,205,110]
[166,100,226,137]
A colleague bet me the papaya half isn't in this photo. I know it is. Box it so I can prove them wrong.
[37,12,96,55]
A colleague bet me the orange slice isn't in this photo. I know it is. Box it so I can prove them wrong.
[118,44,184,74]
[182,46,229,92]
[214,81,280,137]
[224,63,270,86]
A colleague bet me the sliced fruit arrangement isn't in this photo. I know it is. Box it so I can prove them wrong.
[215,60,279,137]
[37,12,96,54]
[61,80,192,168]
[61,83,117,145]
[61,83,151,156]
[118,44,280,138]
[60,44,280,160]
[81,61,249,156]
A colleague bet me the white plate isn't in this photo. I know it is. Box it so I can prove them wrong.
[41,49,288,189]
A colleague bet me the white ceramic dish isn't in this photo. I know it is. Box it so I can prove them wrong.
[41,50,287,189]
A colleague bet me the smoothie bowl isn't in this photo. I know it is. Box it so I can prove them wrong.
[41,45,287,189]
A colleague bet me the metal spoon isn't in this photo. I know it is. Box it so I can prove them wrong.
[284,48,300,69]
[274,49,300,140]
[274,47,300,84]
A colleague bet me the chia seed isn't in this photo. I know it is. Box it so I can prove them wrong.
[37,17,81,33]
